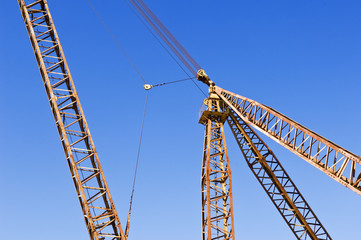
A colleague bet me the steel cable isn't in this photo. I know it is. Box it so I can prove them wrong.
[87,0,207,96]
[87,0,147,84]
[125,0,207,96]
[152,77,195,88]
[135,0,202,71]
[123,0,191,77]
[127,0,197,77]
[125,90,149,238]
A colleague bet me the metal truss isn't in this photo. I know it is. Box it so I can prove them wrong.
[18,0,359,239]
[227,108,331,240]
[18,1,125,239]
[215,86,361,195]
[200,94,235,240]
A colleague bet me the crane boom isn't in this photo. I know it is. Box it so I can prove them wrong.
[215,86,361,195]
[200,86,332,239]
[227,108,331,240]
[17,0,359,239]
[18,1,125,239]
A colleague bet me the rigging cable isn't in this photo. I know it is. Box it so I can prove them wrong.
[125,90,149,238]
[127,0,196,76]
[87,0,146,84]
[152,77,195,88]
[124,0,207,97]
[135,0,202,70]
[87,0,207,96]
[85,3,206,235]
[123,0,190,77]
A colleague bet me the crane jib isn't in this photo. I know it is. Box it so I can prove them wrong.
[18,1,126,239]
[17,0,360,240]
[215,86,361,196]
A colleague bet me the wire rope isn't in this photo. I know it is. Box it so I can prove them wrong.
[135,0,202,70]
[85,2,206,235]
[123,0,190,76]
[87,0,147,84]
[127,0,196,76]
[152,77,195,88]
[125,90,149,237]
[124,0,207,96]
[87,0,207,96]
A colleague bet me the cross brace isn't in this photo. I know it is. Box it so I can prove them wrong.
[18,1,125,239]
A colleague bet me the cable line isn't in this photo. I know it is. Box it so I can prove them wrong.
[143,77,196,90]
[87,0,147,84]
[135,0,202,70]
[125,90,149,238]
[124,0,190,76]
[88,0,206,96]
[124,0,207,97]
[152,77,195,87]
[127,0,197,76]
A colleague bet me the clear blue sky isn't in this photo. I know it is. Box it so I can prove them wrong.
[0,1,360,239]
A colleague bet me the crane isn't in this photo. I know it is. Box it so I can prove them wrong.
[17,0,360,240]
[198,78,360,240]
[18,1,126,239]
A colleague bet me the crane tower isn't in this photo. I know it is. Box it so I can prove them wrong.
[18,0,361,240]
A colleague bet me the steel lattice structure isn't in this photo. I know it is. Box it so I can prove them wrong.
[199,86,333,240]
[227,107,330,240]
[215,87,361,195]
[17,1,360,240]
[18,1,125,239]
[200,94,235,240]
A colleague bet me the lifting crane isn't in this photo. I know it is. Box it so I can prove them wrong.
[18,0,360,240]
[18,1,125,239]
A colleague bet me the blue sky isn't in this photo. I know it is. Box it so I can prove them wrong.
[1,0,360,239]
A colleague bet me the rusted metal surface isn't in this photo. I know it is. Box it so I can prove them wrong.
[18,1,125,239]
[215,86,361,196]
[200,92,235,240]
[227,108,332,240]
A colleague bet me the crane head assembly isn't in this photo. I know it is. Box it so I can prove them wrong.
[197,69,214,86]
[199,97,229,125]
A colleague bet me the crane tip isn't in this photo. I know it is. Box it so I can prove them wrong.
[196,69,214,86]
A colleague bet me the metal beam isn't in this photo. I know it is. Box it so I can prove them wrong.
[215,86,361,196]
[227,108,332,240]
[200,93,235,240]
[18,1,125,239]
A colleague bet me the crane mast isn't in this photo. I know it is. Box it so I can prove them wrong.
[18,1,125,239]
[200,85,332,240]
[18,0,360,239]
[200,90,235,240]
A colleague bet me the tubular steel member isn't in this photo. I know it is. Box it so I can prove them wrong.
[226,108,332,240]
[215,86,361,196]
[199,87,235,240]
[18,1,125,239]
